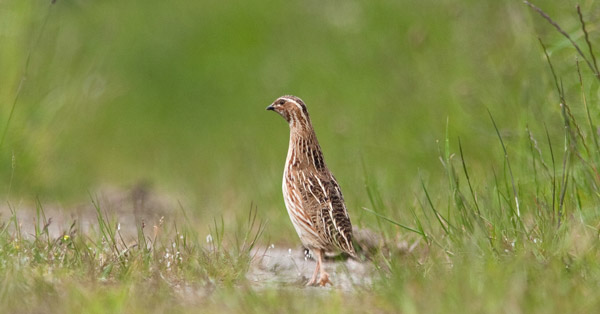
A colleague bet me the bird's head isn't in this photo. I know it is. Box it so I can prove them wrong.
[266,95,311,127]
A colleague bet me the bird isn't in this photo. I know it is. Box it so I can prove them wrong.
[266,95,356,286]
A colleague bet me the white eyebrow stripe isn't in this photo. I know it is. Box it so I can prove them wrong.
[281,97,308,121]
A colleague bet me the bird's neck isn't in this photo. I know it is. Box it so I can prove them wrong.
[286,123,326,171]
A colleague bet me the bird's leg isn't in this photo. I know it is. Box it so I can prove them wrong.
[306,250,320,286]
[317,249,332,286]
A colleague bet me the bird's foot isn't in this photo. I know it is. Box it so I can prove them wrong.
[318,272,332,286]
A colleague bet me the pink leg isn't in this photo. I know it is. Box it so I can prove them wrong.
[316,249,331,286]
[306,250,320,286]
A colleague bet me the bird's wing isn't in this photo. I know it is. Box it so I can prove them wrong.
[299,170,355,254]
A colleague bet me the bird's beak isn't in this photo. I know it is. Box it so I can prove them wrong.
[266,104,275,111]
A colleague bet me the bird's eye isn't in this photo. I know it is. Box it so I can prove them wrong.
[278,100,285,105]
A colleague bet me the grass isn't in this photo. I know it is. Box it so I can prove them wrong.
[0,198,266,313]
[3,0,600,313]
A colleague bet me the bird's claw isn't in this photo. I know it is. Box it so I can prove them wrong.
[318,273,331,286]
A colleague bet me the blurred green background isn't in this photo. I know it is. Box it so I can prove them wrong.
[1,0,598,237]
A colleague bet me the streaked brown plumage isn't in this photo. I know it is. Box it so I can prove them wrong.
[266,95,356,286]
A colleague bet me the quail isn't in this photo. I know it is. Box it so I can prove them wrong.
[267,95,356,286]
